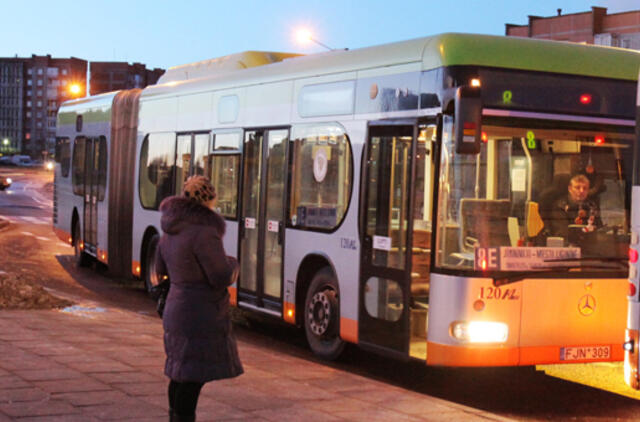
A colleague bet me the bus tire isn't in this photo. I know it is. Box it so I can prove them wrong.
[143,233,160,294]
[304,267,345,360]
[73,221,89,267]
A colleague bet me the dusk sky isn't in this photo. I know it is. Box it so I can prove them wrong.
[3,0,639,70]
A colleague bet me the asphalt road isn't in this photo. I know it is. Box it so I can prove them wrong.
[3,166,640,420]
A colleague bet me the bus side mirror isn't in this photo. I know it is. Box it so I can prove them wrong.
[454,86,482,154]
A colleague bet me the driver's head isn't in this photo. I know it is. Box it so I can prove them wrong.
[568,174,590,203]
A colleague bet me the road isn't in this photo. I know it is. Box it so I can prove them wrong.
[3,166,640,420]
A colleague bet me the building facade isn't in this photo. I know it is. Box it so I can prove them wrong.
[506,6,640,49]
[0,56,164,158]
[90,62,164,95]
[0,55,87,158]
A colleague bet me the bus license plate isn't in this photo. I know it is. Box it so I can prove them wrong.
[560,346,611,361]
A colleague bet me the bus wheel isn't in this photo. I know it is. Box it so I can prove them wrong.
[73,222,89,267]
[143,234,160,294]
[304,267,345,360]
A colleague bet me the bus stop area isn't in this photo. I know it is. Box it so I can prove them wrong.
[0,301,513,421]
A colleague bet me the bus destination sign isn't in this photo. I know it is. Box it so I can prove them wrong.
[475,247,581,272]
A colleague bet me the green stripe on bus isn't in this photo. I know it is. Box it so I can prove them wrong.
[426,33,640,81]
[57,110,111,126]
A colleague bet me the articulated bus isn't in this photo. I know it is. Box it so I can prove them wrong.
[54,34,640,366]
[625,72,640,388]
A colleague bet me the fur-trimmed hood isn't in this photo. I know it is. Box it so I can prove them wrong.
[159,196,226,236]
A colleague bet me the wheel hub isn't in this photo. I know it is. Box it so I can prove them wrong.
[308,290,333,336]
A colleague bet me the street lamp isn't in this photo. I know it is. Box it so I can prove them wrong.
[2,138,9,146]
[69,83,82,97]
[295,28,333,51]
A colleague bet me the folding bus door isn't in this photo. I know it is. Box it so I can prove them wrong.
[359,123,417,355]
[238,128,289,314]
[82,137,104,255]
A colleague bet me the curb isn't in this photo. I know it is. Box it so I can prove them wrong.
[0,218,9,231]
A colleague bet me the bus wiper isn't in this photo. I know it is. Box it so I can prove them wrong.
[493,258,628,287]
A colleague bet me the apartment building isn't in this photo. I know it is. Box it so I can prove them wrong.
[506,6,640,49]
[90,62,164,95]
[0,55,86,158]
[0,56,164,157]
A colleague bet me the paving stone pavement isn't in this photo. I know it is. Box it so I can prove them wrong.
[0,305,515,421]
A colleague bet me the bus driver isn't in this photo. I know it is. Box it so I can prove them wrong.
[548,174,602,240]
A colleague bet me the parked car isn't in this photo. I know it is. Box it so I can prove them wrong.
[11,155,33,167]
[0,176,12,190]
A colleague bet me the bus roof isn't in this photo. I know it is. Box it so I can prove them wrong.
[140,33,640,99]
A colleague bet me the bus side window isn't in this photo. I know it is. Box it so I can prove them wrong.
[209,131,242,219]
[71,136,86,196]
[139,133,176,210]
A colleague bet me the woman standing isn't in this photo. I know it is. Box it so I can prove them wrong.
[156,175,243,422]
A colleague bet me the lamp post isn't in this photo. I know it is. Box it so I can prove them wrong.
[295,28,333,51]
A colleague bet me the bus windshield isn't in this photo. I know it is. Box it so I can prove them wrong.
[435,116,634,273]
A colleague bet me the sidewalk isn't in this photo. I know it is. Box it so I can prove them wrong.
[0,300,514,422]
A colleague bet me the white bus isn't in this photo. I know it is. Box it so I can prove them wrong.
[55,34,640,365]
[625,71,640,388]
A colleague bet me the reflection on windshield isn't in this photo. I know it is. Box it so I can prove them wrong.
[435,116,633,273]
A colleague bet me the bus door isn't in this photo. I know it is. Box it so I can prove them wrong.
[238,128,289,314]
[359,123,417,355]
[82,136,105,255]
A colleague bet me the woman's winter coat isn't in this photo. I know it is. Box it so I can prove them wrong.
[156,196,243,383]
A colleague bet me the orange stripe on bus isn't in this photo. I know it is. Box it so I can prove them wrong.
[228,286,237,306]
[427,342,623,367]
[340,317,358,343]
[53,228,71,244]
[283,301,295,324]
[427,341,518,366]
[132,260,141,277]
[97,249,108,264]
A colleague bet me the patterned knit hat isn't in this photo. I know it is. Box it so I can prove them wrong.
[182,175,216,204]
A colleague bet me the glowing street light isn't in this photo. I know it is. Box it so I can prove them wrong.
[2,138,9,146]
[69,83,82,96]
[295,27,333,51]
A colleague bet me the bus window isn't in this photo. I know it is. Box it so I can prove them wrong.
[208,131,241,219]
[55,137,71,177]
[139,133,176,210]
[174,135,192,195]
[97,136,107,201]
[289,123,352,231]
[435,118,634,272]
[193,133,210,176]
[71,136,86,196]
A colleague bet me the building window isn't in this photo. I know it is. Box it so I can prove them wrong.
[61,69,67,76]
[37,79,43,86]
[27,79,32,86]
[27,69,33,75]
[36,101,42,107]
[37,68,43,75]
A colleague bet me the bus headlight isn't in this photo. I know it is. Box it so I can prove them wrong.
[450,321,508,343]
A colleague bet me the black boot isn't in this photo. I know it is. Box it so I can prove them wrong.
[173,413,195,422]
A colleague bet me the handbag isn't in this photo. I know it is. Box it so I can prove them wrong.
[150,279,170,318]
